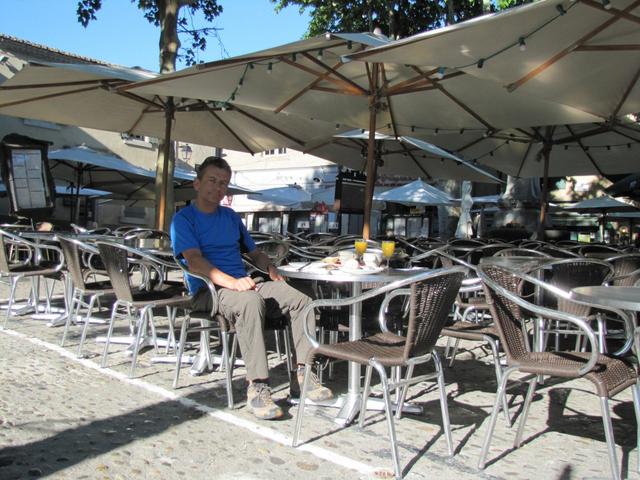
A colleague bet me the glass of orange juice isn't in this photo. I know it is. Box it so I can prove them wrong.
[381,240,395,268]
[354,239,367,262]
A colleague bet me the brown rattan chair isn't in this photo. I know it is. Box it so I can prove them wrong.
[293,267,465,480]
[96,241,191,377]
[477,264,639,480]
[58,236,114,357]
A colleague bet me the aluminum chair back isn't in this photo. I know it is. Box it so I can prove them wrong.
[96,242,135,303]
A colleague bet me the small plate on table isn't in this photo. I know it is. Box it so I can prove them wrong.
[335,265,385,275]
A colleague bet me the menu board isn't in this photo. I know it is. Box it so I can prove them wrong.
[0,135,56,218]
[10,149,48,210]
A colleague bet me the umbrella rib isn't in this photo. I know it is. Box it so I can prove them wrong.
[576,44,640,51]
[507,0,640,93]
[0,78,125,90]
[611,64,640,120]
[410,66,494,130]
[280,55,365,95]
[274,59,360,113]
[206,109,255,154]
[515,141,534,178]
[380,65,399,138]
[565,124,605,176]
[399,142,433,181]
[579,0,640,24]
[114,90,166,110]
[232,104,305,147]
[0,84,100,109]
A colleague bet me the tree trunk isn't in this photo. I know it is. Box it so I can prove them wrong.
[446,0,455,25]
[154,0,181,231]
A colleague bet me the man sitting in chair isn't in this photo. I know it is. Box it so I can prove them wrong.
[171,156,332,420]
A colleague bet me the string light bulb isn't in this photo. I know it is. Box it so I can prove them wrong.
[436,67,445,80]
[477,58,485,69]
[518,37,527,52]
[317,49,324,60]
[434,128,439,135]
[347,40,353,50]
[411,125,415,132]
[291,52,297,62]
[267,62,273,74]
[556,4,566,15]
[602,0,612,9]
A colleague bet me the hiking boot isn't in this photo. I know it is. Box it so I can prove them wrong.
[246,383,283,420]
[293,365,333,402]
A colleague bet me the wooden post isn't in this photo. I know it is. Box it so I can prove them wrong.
[537,143,552,240]
[155,97,175,231]
[363,64,379,240]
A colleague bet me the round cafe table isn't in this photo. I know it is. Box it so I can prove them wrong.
[278,263,430,425]
[571,286,639,357]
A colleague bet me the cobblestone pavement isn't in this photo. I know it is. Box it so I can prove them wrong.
[0,281,637,480]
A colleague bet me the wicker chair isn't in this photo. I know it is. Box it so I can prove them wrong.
[0,228,64,327]
[58,236,114,357]
[293,267,465,480]
[96,241,191,377]
[477,264,639,480]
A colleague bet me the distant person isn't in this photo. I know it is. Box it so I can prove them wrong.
[171,156,332,420]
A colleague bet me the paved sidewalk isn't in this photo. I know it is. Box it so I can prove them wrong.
[0,283,637,479]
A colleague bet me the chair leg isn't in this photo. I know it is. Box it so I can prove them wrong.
[484,335,511,427]
[394,364,415,421]
[448,338,461,367]
[129,307,151,378]
[631,383,640,474]
[600,396,621,480]
[292,364,312,447]
[220,330,234,409]
[372,361,402,480]
[61,289,80,347]
[3,277,19,327]
[479,366,519,469]
[173,314,190,389]
[433,350,454,456]
[514,377,537,448]
[358,364,374,428]
[101,302,120,368]
[77,294,98,358]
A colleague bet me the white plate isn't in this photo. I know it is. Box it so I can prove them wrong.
[335,265,385,275]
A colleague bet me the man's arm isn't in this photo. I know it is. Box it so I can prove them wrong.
[182,248,257,291]
[247,249,284,281]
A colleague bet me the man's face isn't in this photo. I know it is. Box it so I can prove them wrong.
[194,165,231,206]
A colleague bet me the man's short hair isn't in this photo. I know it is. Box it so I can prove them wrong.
[196,156,232,179]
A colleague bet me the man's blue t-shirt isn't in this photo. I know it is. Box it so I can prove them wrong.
[171,204,256,294]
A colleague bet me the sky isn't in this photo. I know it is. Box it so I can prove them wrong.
[0,0,311,71]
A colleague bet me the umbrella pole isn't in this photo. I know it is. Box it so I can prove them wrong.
[363,64,379,240]
[537,144,551,240]
[155,97,176,231]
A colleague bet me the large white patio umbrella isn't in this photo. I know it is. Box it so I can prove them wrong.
[304,129,504,183]
[126,32,599,237]
[344,0,640,122]
[566,194,640,240]
[247,185,312,209]
[0,55,350,228]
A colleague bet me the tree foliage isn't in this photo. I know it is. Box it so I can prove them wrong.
[76,0,223,71]
[272,0,531,39]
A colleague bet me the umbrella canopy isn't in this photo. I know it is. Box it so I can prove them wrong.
[0,57,352,154]
[605,173,640,200]
[373,179,455,207]
[405,121,640,178]
[48,145,253,202]
[247,185,312,208]
[126,32,600,136]
[566,195,640,213]
[304,129,503,183]
[345,0,640,122]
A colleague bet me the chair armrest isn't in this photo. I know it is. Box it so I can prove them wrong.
[174,258,218,317]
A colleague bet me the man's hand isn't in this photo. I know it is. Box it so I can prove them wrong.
[268,264,284,281]
[232,276,257,291]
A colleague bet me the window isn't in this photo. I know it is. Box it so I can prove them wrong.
[263,147,287,156]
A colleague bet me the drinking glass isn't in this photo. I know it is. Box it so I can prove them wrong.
[354,239,367,263]
[381,240,395,268]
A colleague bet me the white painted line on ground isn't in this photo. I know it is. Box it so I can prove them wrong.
[1,328,380,477]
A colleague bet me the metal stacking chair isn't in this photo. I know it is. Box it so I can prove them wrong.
[493,247,552,258]
[96,241,191,377]
[293,267,465,480]
[172,261,235,408]
[0,228,64,327]
[478,264,639,480]
[58,236,114,357]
